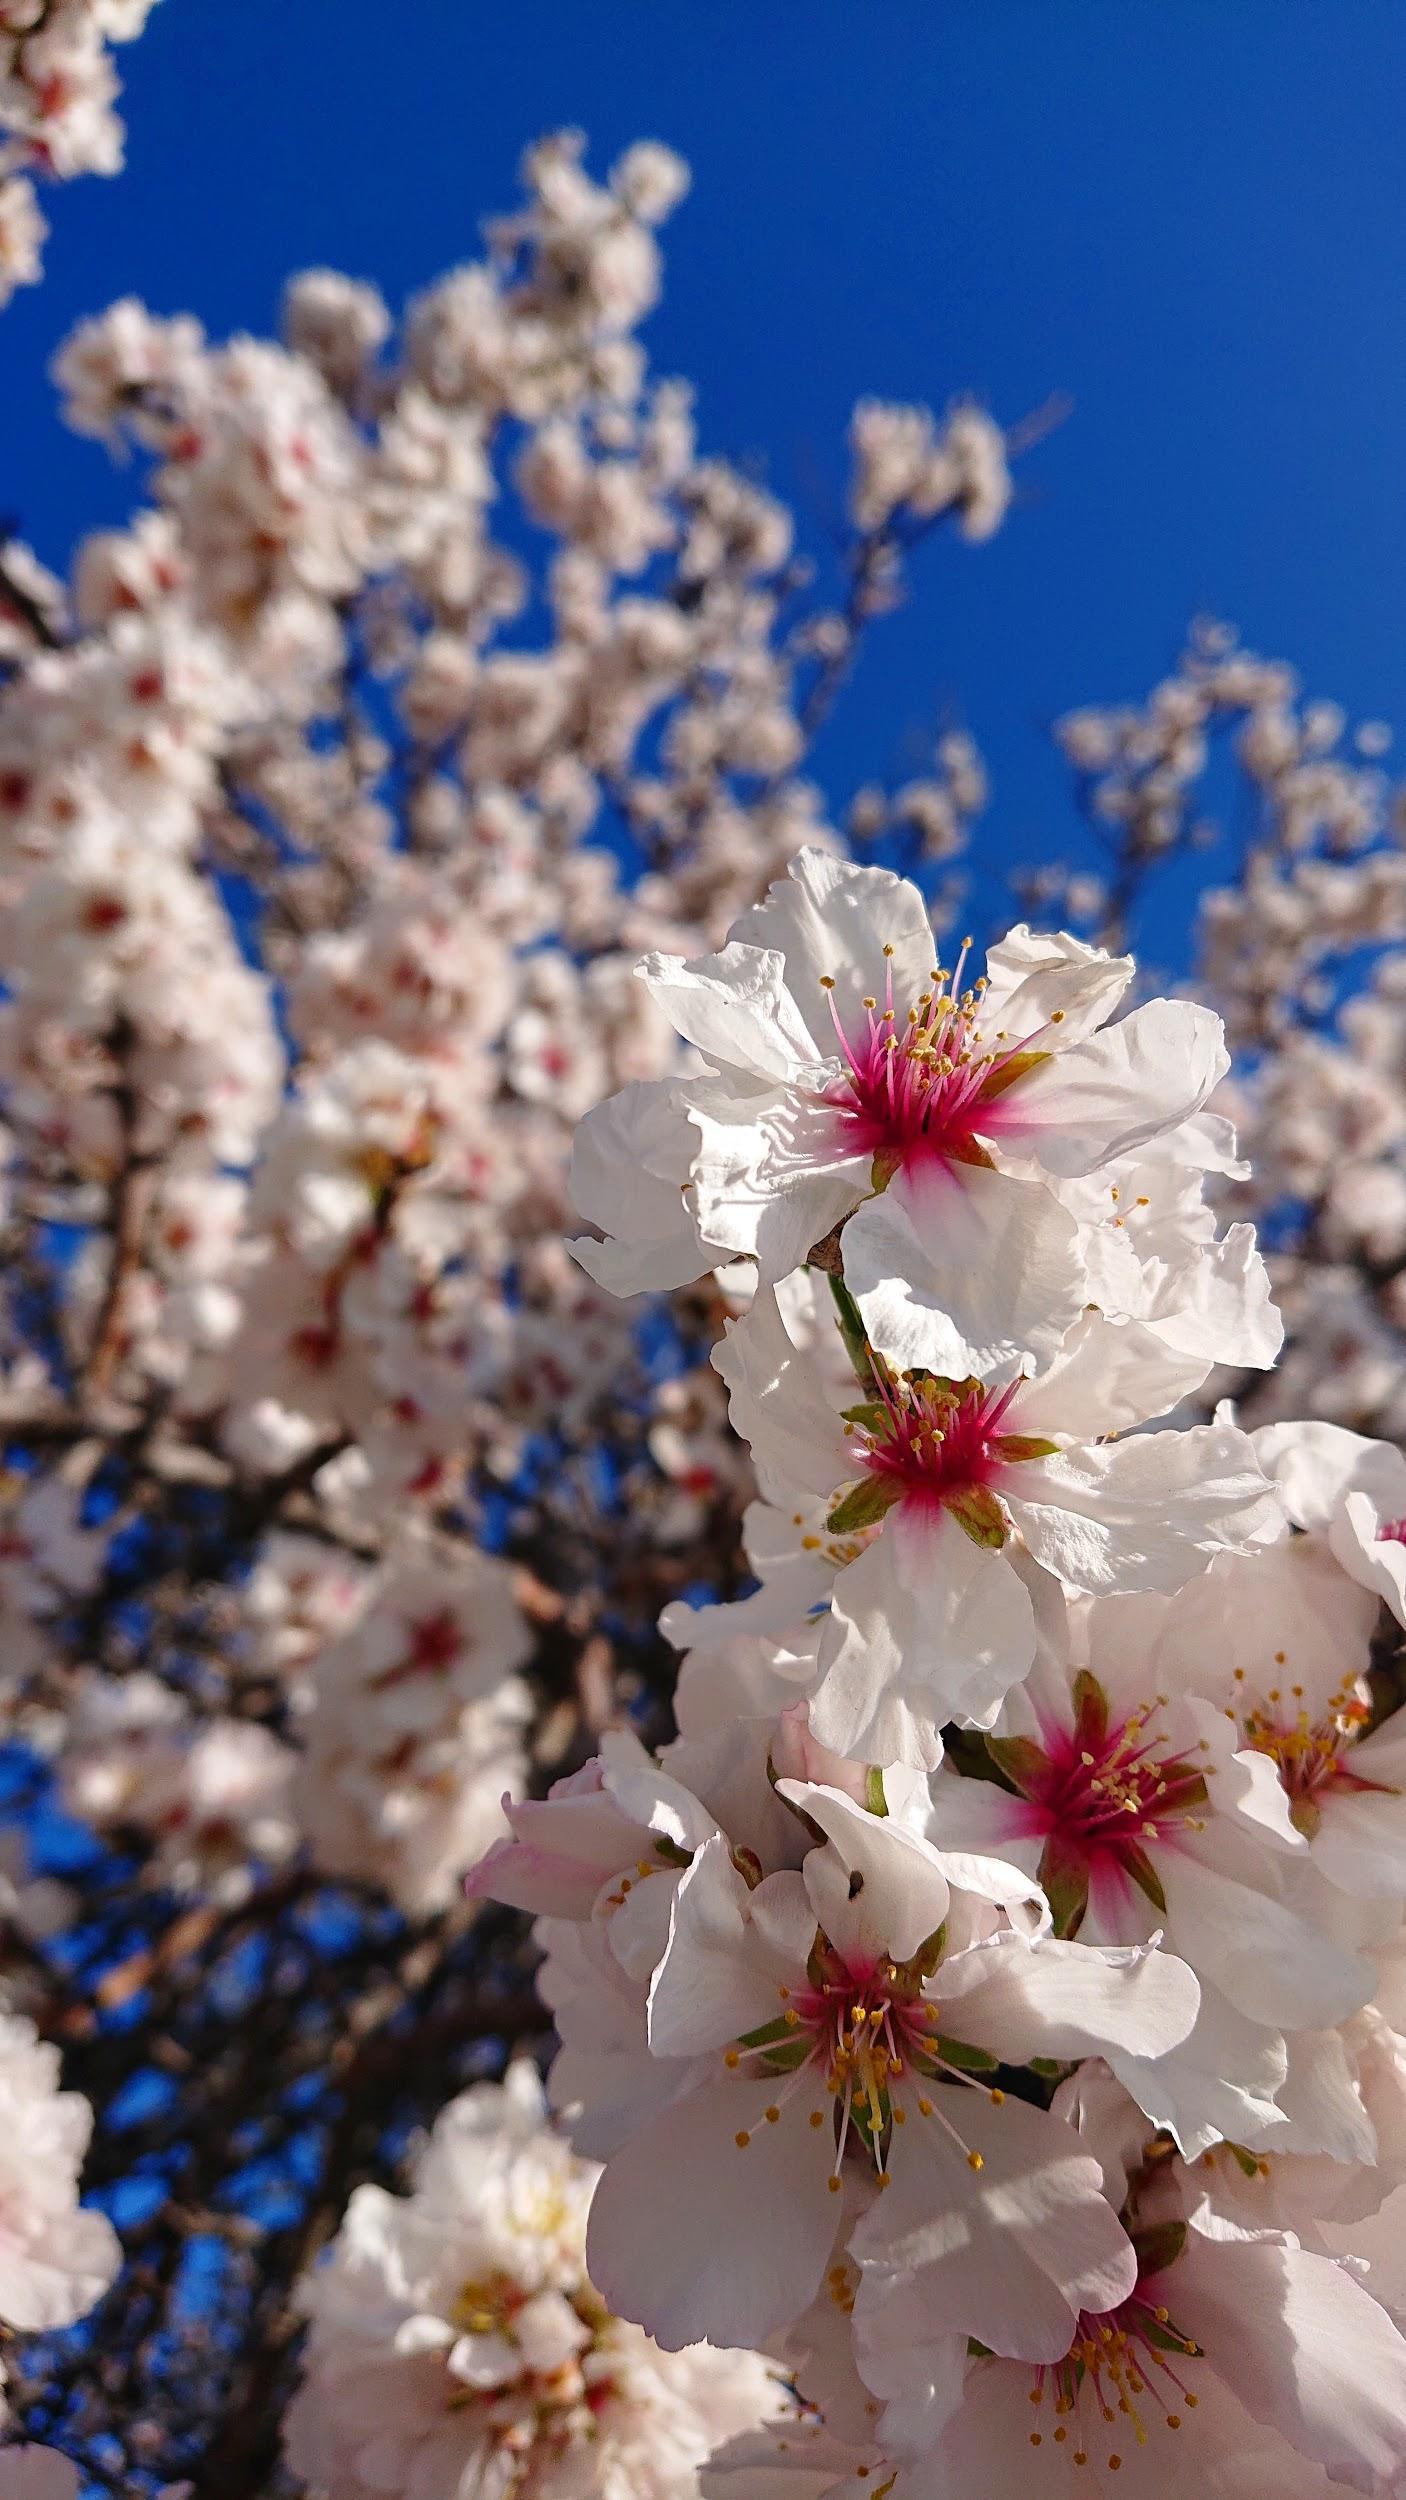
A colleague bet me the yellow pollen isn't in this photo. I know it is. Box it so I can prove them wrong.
[734,2130,751,2148]
[809,2111,825,2128]
[827,2175,842,2193]
[725,2050,740,2068]
[764,2105,781,2124]
[967,2150,985,2171]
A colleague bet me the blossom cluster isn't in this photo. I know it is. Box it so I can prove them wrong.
[284,2063,779,2500]
[0,127,1016,1947]
[0,0,160,308]
[470,845,1406,2495]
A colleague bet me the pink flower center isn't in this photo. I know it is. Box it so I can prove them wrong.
[1378,1516,1406,1546]
[857,1372,1020,1513]
[988,1685,1209,1931]
[818,945,1041,1181]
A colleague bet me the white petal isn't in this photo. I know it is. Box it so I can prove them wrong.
[854,2091,1136,2362]
[812,1517,1034,1766]
[648,1840,813,2056]
[569,1080,709,1294]
[1009,1424,1281,1597]
[779,1782,952,1964]
[714,1290,853,1505]
[732,848,939,1059]
[979,923,1133,1047]
[937,1930,1200,2063]
[1012,999,1228,1178]
[1172,2232,1406,2485]
[585,2075,837,2349]
[845,1164,1086,1375]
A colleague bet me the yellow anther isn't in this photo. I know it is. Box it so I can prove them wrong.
[734,2129,751,2147]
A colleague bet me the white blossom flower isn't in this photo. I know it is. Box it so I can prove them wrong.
[0,2012,119,2332]
[284,2064,778,2500]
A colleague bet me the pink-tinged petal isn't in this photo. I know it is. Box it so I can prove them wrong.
[854,2092,1136,2363]
[647,1840,812,2057]
[938,1931,1199,2064]
[1170,2232,1406,2486]
[585,2076,837,2350]
[1310,1775,1406,1897]
[1156,1848,1374,2030]
[778,1781,951,1965]
[1108,1979,1289,2160]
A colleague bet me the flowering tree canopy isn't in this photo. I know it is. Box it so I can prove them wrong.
[0,92,1402,2500]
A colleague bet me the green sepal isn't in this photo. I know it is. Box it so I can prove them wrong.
[840,1401,889,1432]
[979,1048,1051,1100]
[1130,2219,1188,2283]
[1072,1669,1110,1758]
[735,2015,799,2050]
[827,1270,873,1386]
[871,1147,903,1192]
[1121,1840,1167,1914]
[983,1734,1052,1801]
[993,1433,1060,1465]
[1038,1834,1090,1939]
[933,2033,998,2073]
[654,1835,693,1868]
[754,2038,812,2076]
[1027,2057,1067,2080]
[909,1921,947,1979]
[826,1475,901,1535]
[864,1765,888,1817]
[947,1483,1008,1550]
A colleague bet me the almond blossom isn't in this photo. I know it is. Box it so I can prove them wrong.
[704,1281,1281,1761]
[283,2063,779,2500]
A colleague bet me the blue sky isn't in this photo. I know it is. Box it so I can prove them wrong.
[3,0,1404,935]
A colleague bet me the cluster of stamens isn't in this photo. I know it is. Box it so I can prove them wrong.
[723,1935,1003,2186]
[992,1684,1212,1932]
[446,2268,618,2453]
[1045,1702,1210,1853]
[1231,1651,1384,1835]
[817,939,1045,1180]
[1024,2290,1203,2473]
